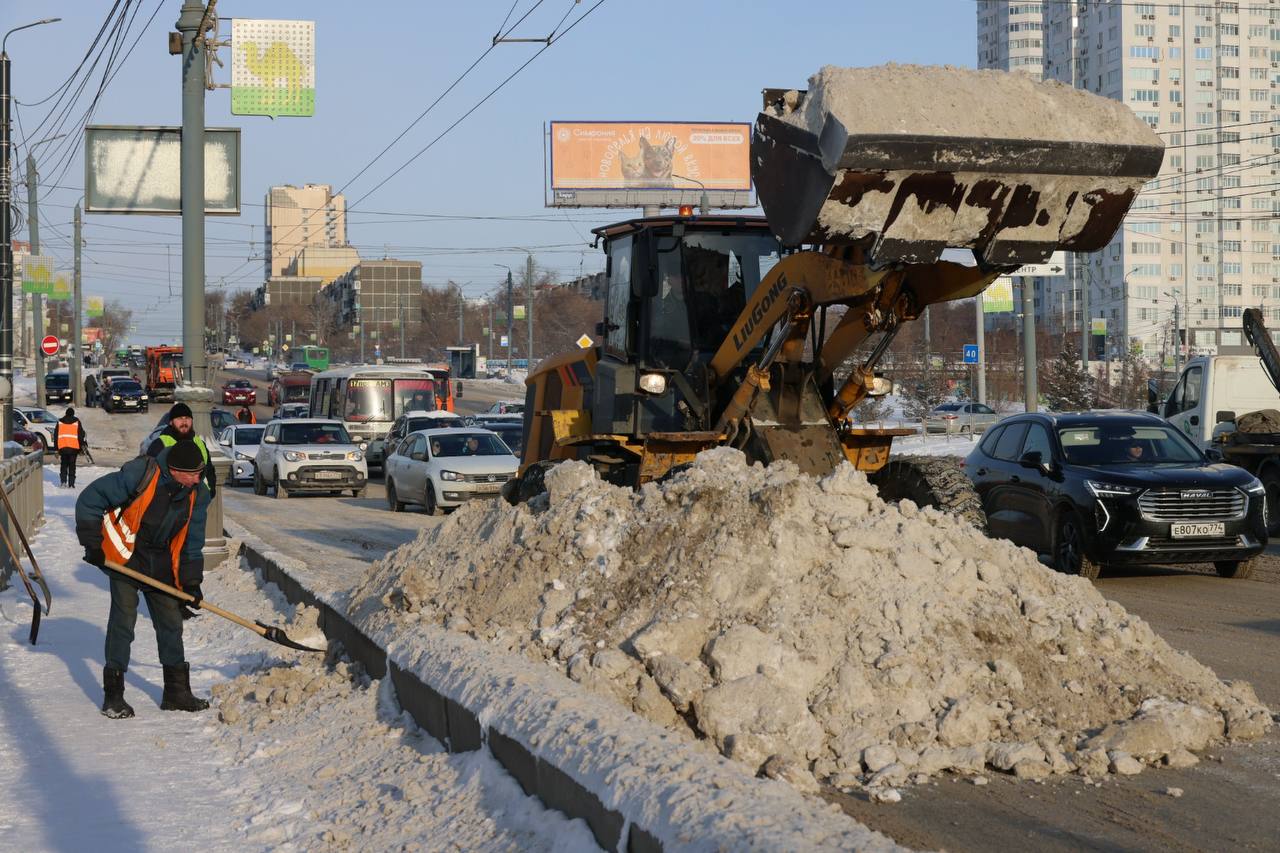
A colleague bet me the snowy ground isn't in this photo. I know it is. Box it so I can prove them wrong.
[0,464,600,852]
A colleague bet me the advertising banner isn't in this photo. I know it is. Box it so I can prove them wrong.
[87,296,105,317]
[550,121,751,192]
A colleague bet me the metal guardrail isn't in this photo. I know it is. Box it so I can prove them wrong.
[0,449,45,592]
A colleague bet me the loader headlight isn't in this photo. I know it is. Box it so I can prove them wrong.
[638,373,667,395]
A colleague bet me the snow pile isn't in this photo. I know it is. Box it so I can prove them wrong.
[351,450,1272,792]
[211,656,599,851]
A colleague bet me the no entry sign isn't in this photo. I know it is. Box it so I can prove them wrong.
[41,335,59,357]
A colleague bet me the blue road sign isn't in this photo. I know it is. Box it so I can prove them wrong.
[962,344,979,364]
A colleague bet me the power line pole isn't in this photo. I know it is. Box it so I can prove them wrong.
[976,293,986,406]
[25,153,45,409]
[177,0,209,423]
[525,252,535,368]
[487,301,493,364]
[72,202,82,406]
[457,287,464,345]
[1022,278,1037,412]
[506,267,514,373]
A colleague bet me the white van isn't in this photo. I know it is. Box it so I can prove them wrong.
[1157,356,1277,448]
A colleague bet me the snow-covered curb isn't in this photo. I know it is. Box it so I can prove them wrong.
[225,519,906,852]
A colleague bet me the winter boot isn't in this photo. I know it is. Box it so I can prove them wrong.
[101,667,135,719]
[160,663,209,712]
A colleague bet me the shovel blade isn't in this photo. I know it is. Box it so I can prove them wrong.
[256,620,326,653]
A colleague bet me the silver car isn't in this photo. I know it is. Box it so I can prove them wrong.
[384,427,517,515]
[924,402,1000,434]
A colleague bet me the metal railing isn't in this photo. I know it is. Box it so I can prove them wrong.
[0,448,44,591]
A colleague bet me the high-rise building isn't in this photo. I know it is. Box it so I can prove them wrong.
[1040,1,1280,361]
[264,184,348,280]
[977,1,1046,75]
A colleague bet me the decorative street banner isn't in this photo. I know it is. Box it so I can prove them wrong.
[231,19,316,118]
[21,255,54,295]
[48,275,72,302]
[1091,317,1107,336]
[982,278,1014,313]
[87,296,105,317]
[550,121,751,191]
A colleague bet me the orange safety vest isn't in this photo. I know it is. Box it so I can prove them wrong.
[56,421,81,451]
[100,463,195,588]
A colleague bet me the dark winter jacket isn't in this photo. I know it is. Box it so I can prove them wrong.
[75,455,211,588]
[57,413,87,452]
[146,427,217,496]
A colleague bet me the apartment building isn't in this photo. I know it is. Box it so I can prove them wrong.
[264,184,349,280]
[1039,0,1280,360]
[977,1,1047,75]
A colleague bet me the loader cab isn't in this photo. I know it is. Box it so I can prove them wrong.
[593,216,784,435]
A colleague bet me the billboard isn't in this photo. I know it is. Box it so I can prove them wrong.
[549,121,752,209]
[982,279,1014,313]
[231,19,316,118]
[84,125,241,215]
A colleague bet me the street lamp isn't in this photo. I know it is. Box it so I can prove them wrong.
[2,16,62,441]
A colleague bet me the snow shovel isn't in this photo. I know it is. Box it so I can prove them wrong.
[0,496,49,644]
[102,560,325,653]
[0,484,52,615]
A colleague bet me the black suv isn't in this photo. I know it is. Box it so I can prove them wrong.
[103,379,149,414]
[963,411,1267,579]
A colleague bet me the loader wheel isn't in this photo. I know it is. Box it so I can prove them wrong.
[870,455,987,532]
[509,461,559,505]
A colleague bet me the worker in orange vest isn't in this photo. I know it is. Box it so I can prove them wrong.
[236,405,256,424]
[56,407,87,488]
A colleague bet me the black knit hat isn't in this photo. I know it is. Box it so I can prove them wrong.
[169,402,193,420]
[65,407,75,417]
[166,440,204,473]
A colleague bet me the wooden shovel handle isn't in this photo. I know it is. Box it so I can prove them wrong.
[102,560,267,639]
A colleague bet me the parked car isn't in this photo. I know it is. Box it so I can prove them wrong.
[102,379,149,414]
[86,367,135,406]
[223,356,242,369]
[924,402,999,434]
[221,379,257,406]
[138,408,237,455]
[964,411,1267,579]
[383,427,518,515]
[366,409,463,469]
[44,369,72,403]
[8,415,43,455]
[253,418,367,499]
[216,424,266,485]
[14,407,60,454]
[272,402,310,420]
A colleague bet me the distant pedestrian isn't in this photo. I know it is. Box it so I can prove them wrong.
[56,407,87,488]
[76,440,212,718]
[236,405,256,425]
[146,403,216,497]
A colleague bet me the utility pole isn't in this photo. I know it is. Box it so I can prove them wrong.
[1173,299,1181,375]
[72,203,82,406]
[24,153,45,409]
[506,268,514,372]
[487,301,493,364]
[1080,264,1090,371]
[525,252,535,368]
[457,288,464,345]
[1022,278,1037,412]
[923,306,932,390]
[976,293,986,405]
[177,1,210,427]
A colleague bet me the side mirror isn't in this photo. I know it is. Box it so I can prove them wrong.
[410,451,426,462]
[1216,410,1236,424]
[1205,447,1225,462]
[263,434,278,444]
[595,321,607,337]
[1018,450,1043,470]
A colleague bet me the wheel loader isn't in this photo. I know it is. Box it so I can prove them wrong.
[507,65,1164,518]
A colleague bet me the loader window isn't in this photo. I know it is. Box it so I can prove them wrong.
[649,248,693,368]
[605,236,635,356]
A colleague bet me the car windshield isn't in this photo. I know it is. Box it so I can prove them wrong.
[407,416,456,432]
[428,432,512,458]
[490,425,523,454]
[211,411,236,431]
[284,384,309,402]
[394,379,438,415]
[1058,424,1203,465]
[113,381,142,392]
[228,381,251,389]
[932,404,963,413]
[235,427,264,446]
[46,375,68,387]
[280,422,351,445]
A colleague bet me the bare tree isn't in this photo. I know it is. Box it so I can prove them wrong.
[87,300,133,358]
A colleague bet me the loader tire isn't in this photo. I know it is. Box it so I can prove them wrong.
[870,455,987,532]
[509,461,559,505]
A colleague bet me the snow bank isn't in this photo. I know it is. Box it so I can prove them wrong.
[352,450,1272,794]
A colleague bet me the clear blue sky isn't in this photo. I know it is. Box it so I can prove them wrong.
[4,0,977,343]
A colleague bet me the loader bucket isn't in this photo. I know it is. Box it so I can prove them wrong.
[753,65,1165,265]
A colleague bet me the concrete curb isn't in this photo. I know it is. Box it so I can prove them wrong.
[226,519,904,853]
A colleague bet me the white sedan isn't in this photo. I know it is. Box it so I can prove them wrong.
[217,424,266,484]
[384,427,517,515]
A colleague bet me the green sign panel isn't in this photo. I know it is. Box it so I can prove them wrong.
[21,255,54,295]
[87,296,105,318]
[48,275,72,302]
[1091,318,1107,336]
[231,19,316,118]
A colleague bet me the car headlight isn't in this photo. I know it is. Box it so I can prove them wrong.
[140,394,148,400]
[1245,479,1266,495]
[283,450,305,462]
[638,372,667,395]
[235,451,254,462]
[347,450,364,461]
[1085,480,1142,499]
[112,395,121,401]
[441,470,462,481]
[358,442,368,451]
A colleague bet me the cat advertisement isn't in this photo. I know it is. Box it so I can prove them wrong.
[550,122,751,192]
